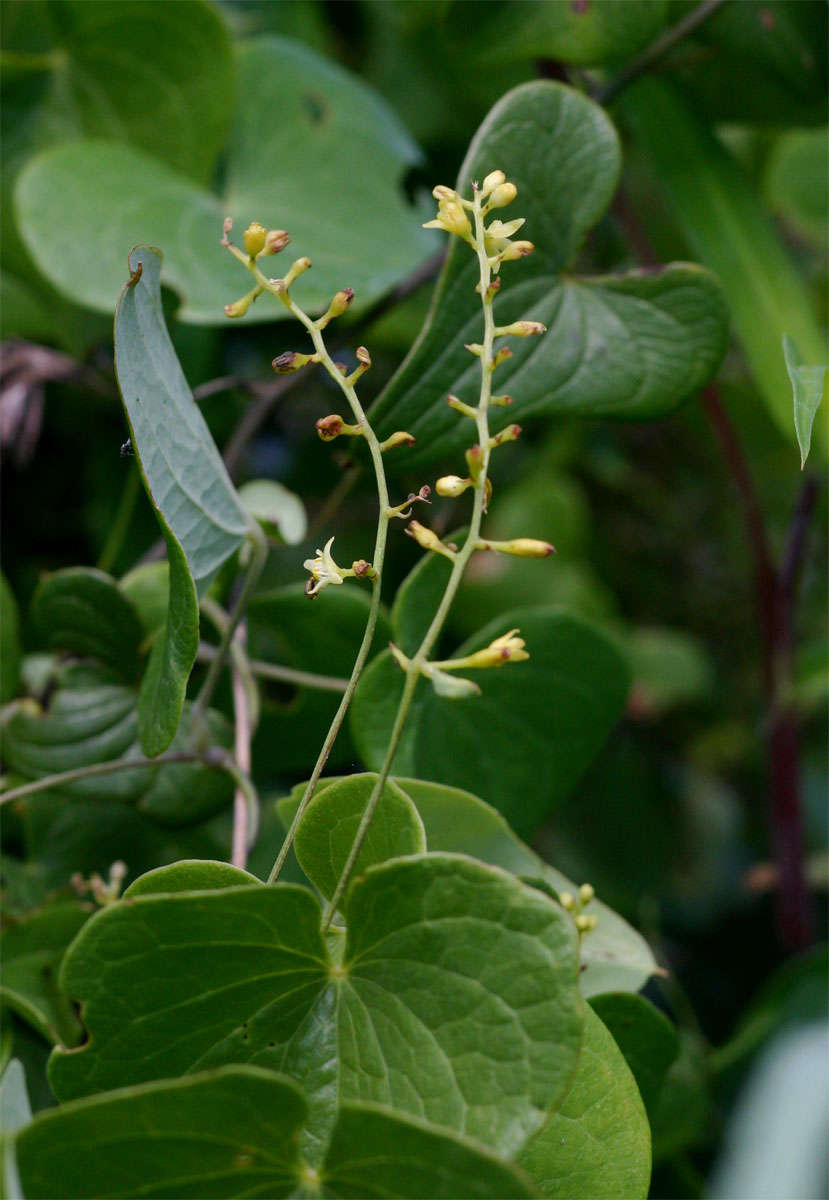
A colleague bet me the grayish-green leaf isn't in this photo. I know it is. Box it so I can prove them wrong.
[29,568,143,683]
[0,903,89,1045]
[517,1006,651,1199]
[783,334,826,469]
[50,856,582,1165]
[370,81,728,468]
[294,774,425,901]
[589,993,679,1115]
[0,1061,31,1135]
[279,775,658,998]
[351,607,630,837]
[114,245,248,750]
[15,37,432,324]
[238,480,307,545]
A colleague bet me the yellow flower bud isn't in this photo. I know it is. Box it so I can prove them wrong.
[495,321,546,338]
[579,883,595,905]
[272,350,316,374]
[499,240,535,261]
[432,185,458,202]
[327,288,354,320]
[488,181,518,208]
[224,295,253,319]
[435,475,472,498]
[481,170,506,195]
[559,892,576,911]
[476,537,555,557]
[424,198,472,240]
[380,430,416,452]
[243,222,267,257]
[457,629,529,669]
[405,521,455,559]
[489,424,522,448]
[283,256,312,288]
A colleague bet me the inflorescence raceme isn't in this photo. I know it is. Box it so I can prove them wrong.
[221,171,555,702]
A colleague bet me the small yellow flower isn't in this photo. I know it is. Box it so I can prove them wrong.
[423,195,472,240]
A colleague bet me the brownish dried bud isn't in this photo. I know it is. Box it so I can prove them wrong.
[264,229,290,255]
[272,350,314,374]
[316,414,344,440]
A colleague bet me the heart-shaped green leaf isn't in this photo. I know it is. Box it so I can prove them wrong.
[350,606,630,837]
[15,1067,538,1199]
[517,1006,651,1199]
[114,244,249,752]
[294,773,425,901]
[29,568,143,684]
[279,775,658,998]
[15,37,433,324]
[50,855,582,1164]
[369,81,728,468]
[1,0,234,346]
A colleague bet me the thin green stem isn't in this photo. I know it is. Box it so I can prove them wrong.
[251,271,394,885]
[196,643,348,693]
[0,750,222,806]
[97,466,141,574]
[191,522,268,735]
[322,189,497,927]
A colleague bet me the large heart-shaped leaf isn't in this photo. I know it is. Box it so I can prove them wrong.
[15,37,433,324]
[15,1066,537,1199]
[114,245,249,752]
[1,0,234,345]
[369,81,728,468]
[50,856,583,1165]
[350,606,630,837]
[279,775,658,998]
[517,1006,651,1199]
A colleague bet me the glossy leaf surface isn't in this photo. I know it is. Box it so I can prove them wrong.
[15,38,432,323]
[279,775,658,998]
[15,1066,537,1199]
[370,81,728,467]
[50,857,582,1165]
[590,992,679,1116]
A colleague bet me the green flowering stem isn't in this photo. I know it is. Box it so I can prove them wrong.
[238,271,394,886]
[322,183,499,927]
[195,643,348,693]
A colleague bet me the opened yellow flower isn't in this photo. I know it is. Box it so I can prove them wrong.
[303,537,345,598]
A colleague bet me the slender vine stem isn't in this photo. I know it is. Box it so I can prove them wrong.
[0,750,229,806]
[322,186,497,927]
[191,521,267,735]
[231,267,396,886]
[195,642,348,693]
